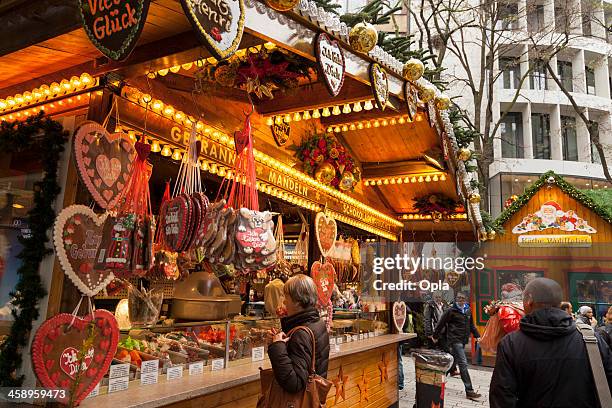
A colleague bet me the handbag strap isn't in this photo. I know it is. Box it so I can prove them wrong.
[287,325,317,374]
[577,322,612,407]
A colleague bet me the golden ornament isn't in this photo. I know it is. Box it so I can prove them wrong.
[214,64,237,87]
[353,167,362,182]
[329,148,339,159]
[457,148,471,161]
[479,230,488,241]
[315,162,336,184]
[349,22,378,54]
[403,58,424,81]
[435,94,451,110]
[339,170,356,191]
[469,192,481,204]
[265,0,298,11]
[487,230,497,240]
[315,154,325,163]
[418,84,436,103]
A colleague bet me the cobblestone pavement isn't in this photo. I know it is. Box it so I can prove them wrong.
[399,356,493,408]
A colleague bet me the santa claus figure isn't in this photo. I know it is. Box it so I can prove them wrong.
[480,283,525,352]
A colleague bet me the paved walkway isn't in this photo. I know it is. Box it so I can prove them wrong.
[399,356,493,408]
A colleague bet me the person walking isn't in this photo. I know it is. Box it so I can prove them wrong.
[432,292,481,400]
[577,305,598,328]
[490,278,612,408]
[424,291,448,347]
[597,306,612,348]
[266,274,330,394]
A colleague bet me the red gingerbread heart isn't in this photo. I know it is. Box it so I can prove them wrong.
[311,261,335,307]
[31,310,119,406]
[393,301,407,333]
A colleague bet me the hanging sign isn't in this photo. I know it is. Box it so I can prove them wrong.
[53,205,113,298]
[77,0,150,61]
[315,33,346,97]
[311,260,335,307]
[180,0,246,60]
[403,81,418,121]
[271,122,291,147]
[315,212,337,257]
[518,234,592,247]
[369,63,389,110]
[73,121,136,210]
[512,201,597,234]
[31,310,119,406]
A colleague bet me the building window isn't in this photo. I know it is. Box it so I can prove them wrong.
[530,59,547,90]
[586,66,596,95]
[500,57,521,89]
[561,116,578,161]
[528,4,545,32]
[532,113,551,159]
[590,121,601,164]
[557,60,573,92]
[499,3,519,30]
[501,112,524,158]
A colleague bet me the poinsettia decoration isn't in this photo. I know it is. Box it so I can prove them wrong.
[195,47,314,99]
[291,133,361,191]
[413,194,460,220]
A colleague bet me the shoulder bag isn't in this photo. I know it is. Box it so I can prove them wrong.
[577,322,612,408]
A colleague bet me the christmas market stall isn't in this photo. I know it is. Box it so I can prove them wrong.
[0,0,484,407]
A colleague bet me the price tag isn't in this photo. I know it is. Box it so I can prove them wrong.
[334,344,340,353]
[108,376,129,393]
[141,360,159,375]
[189,361,204,376]
[140,372,158,386]
[86,382,100,398]
[167,366,183,381]
[345,335,351,343]
[329,337,336,346]
[369,332,374,338]
[252,346,265,362]
[359,333,364,341]
[211,358,225,371]
[109,363,130,379]
[336,337,343,345]
[352,334,359,342]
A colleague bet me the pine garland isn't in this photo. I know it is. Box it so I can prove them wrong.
[0,112,68,386]
[495,170,612,230]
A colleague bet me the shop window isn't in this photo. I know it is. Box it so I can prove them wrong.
[586,66,596,95]
[557,60,573,92]
[561,116,578,161]
[569,272,612,324]
[500,112,524,158]
[532,113,551,159]
[500,57,521,89]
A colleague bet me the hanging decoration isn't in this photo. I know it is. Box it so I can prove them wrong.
[150,181,180,280]
[195,47,314,99]
[413,194,460,221]
[0,113,67,387]
[95,142,155,278]
[77,0,151,61]
[73,121,136,210]
[348,22,378,53]
[457,147,472,162]
[403,82,418,121]
[271,121,291,147]
[290,220,309,274]
[53,205,112,298]
[402,58,424,81]
[315,33,346,97]
[311,260,335,307]
[265,0,299,12]
[31,309,119,406]
[291,133,360,190]
[369,63,389,111]
[435,94,451,110]
[392,301,407,333]
[504,194,519,209]
[315,212,337,257]
[180,0,245,60]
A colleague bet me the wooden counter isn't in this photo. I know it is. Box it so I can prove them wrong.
[81,333,415,408]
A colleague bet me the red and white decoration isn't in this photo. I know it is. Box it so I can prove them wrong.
[311,260,335,307]
[316,33,346,97]
[315,212,337,258]
[392,301,407,333]
[512,201,597,234]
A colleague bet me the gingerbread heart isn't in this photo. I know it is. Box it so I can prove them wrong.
[73,121,135,210]
[160,195,191,252]
[315,212,337,258]
[393,301,407,333]
[316,33,346,97]
[311,260,335,307]
[31,310,119,406]
[53,205,114,297]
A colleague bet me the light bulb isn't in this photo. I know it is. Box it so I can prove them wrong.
[373,121,380,128]
[364,101,374,110]
[425,175,431,182]
[357,122,364,130]
[390,118,397,125]
[182,62,193,70]
[201,161,209,171]
[411,177,416,183]
[40,85,51,97]
[147,72,157,79]
[32,89,43,101]
[284,114,291,123]
[60,79,71,92]
[151,140,161,153]
[376,180,382,185]
[322,107,331,117]
[364,180,370,186]
[293,112,301,121]
[161,145,172,156]
[70,76,82,90]
[418,176,424,182]
[433,175,439,181]
[342,125,348,131]
[383,179,389,185]
[274,116,282,125]
[141,93,152,104]
[382,119,388,126]
[342,104,351,114]
[440,174,446,181]
[334,127,340,133]
[150,100,162,112]
[163,105,175,117]
[365,122,372,129]
[174,111,184,123]
[352,102,363,112]
[14,94,24,105]
[327,126,333,133]
[398,117,406,124]
[170,65,181,73]
[349,124,356,131]
[312,109,321,119]
[171,149,182,161]
[266,117,274,126]
[128,131,136,143]
[0,100,6,110]
[158,68,169,76]
[397,178,403,184]
[80,73,93,86]
[332,106,341,115]
[303,110,311,120]
[23,92,32,103]
[416,113,424,121]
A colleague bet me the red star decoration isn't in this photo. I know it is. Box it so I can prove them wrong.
[357,368,369,402]
[332,365,349,404]
[378,351,389,384]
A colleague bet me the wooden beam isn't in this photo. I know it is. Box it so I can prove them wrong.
[158,73,251,104]
[256,79,372,116]
[371,185,397,214]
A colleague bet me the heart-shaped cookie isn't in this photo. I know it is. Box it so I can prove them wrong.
[369,63,389,111]
[311,261,335,307]
[77,0,151,61]
[160,195,191,252]
[53,205,113,297]
[315,212,337,257]
[73,121,136,210]
[393,301,407,333]
[316,33,346,97]
[31,310,119,406]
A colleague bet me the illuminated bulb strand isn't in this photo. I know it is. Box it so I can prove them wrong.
[0,73,97,115]
[364,173,447,186]
[327,114,418,133]
[265,99,376,126]
[0,93,91,123]
[125,87,403,228]
[399,213,468,220]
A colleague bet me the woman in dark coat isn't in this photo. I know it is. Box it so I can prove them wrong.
[267,274,330,393]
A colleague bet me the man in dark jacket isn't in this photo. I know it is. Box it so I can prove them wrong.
[432,292,481,400]
[490,278,612,408]
[424,291,448,345]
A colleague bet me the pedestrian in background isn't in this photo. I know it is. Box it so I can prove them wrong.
[577,305,598,328]
[597,306,612,348]
[424,291,448,348]
[432,292,481,400]
[560,301,573,317]
[490,278,612,408]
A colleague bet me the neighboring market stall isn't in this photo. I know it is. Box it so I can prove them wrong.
[473,171,612,343]
[0,0,485,406]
